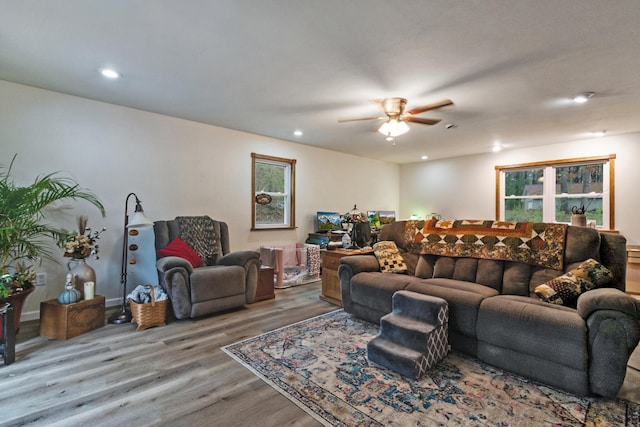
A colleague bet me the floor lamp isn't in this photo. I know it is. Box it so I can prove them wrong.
[108,192,154,324]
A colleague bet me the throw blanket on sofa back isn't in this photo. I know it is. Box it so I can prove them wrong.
[404,219,568,270]
[176,216,220,265]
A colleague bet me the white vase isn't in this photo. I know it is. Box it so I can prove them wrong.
[67,258,96,299]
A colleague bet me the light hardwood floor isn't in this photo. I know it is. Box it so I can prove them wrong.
[3,283,639,427]
[2,282,334,427]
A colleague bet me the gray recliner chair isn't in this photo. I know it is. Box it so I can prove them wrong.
[154,216,260,319]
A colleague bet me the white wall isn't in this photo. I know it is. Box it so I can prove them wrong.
[0,80,399,317]
[400,133,640,244]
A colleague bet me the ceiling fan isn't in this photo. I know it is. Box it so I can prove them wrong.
[338,97,454,137]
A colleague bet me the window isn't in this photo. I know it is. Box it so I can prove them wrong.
[496,155,615,229]
[251,153,296,230]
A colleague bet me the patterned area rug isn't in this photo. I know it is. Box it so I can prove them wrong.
[222,310,639,426]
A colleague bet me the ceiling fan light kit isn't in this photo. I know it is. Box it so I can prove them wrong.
[573,92,595,103]
[339,97,454,141]
[378,118,409,137]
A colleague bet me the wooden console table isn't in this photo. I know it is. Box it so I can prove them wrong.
[320,248,373,306]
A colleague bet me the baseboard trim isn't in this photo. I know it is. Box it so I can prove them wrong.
[20,296,123,322]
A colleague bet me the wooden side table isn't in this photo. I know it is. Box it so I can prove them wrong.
[320,248,373,306]
[254,266,275,302]
[39,296,105,340]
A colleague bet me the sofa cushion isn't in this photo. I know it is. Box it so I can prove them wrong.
[415,256,506,292]
[351,272,421,314]
[190,265,245,300]
[401,251,419,276]
[502,262,532,296]
[477,295,587,370]
[564,226,601,265]
[373,241,408,273]
[405,279,498,338]
[474,259,504,292]
[534,258,612,306]
[452,258,479,282]
[414,254,436,279]
[157,237,203,268]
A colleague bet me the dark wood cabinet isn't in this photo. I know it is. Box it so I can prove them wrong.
[254,266,275,302]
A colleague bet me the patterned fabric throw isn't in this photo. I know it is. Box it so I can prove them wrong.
[405,219,568,270]
[306,245,321,276]
[176,216,219,265]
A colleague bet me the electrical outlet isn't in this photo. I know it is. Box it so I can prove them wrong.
[35,272,46,286]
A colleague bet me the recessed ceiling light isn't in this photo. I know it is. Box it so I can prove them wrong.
[100,68,121,79]
[293,130,303,137]
[573,92,594,103]
[588,130,607,137]
[492,145,502,152]
[421,155,428,160]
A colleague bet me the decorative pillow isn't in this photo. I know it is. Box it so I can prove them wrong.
[373,241,408,274]
[535,258,612,306]
[572,258,613,289]
[157,237,203,268]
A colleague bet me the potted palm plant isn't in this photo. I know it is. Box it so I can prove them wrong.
[0,154,105,335]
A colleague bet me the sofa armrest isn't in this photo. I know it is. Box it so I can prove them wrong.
[156,256,194,274]
[338,254,380,276]
[217,250,260,267]
[156,257,193,320]
[576,288,640,320]
[217,250,261,303]
[577,288,640,397]
[338,255,380,312]
[584,309,640,397]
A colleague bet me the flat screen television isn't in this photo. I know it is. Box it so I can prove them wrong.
[316,211,343,232]
[368,210,396,229]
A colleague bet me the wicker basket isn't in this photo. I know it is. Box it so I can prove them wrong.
[129,286,167,331]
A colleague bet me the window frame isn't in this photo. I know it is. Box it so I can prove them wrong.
[251,153,296,230]
[495,155,616,229]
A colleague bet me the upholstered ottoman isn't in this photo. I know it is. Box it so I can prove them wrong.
[367,290,449,379]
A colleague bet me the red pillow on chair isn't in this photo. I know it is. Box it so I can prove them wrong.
[157,237,203,268]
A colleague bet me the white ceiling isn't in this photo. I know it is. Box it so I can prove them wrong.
[1,1,639,164]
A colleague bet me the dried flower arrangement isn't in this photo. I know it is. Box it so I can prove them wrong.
[61,216,106,260]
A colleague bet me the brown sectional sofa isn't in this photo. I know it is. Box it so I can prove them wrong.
[338,220,640,397]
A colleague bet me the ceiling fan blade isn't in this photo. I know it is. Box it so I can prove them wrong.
[338,116,385,123]
[406,116,442,125]
[407,99,454,115]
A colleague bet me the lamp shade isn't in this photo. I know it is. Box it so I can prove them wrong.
[378,119,410,137]
[127,210,153,228]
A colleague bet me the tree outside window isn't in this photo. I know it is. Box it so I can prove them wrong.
[496,155,615,229]
[251,153,296,230]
